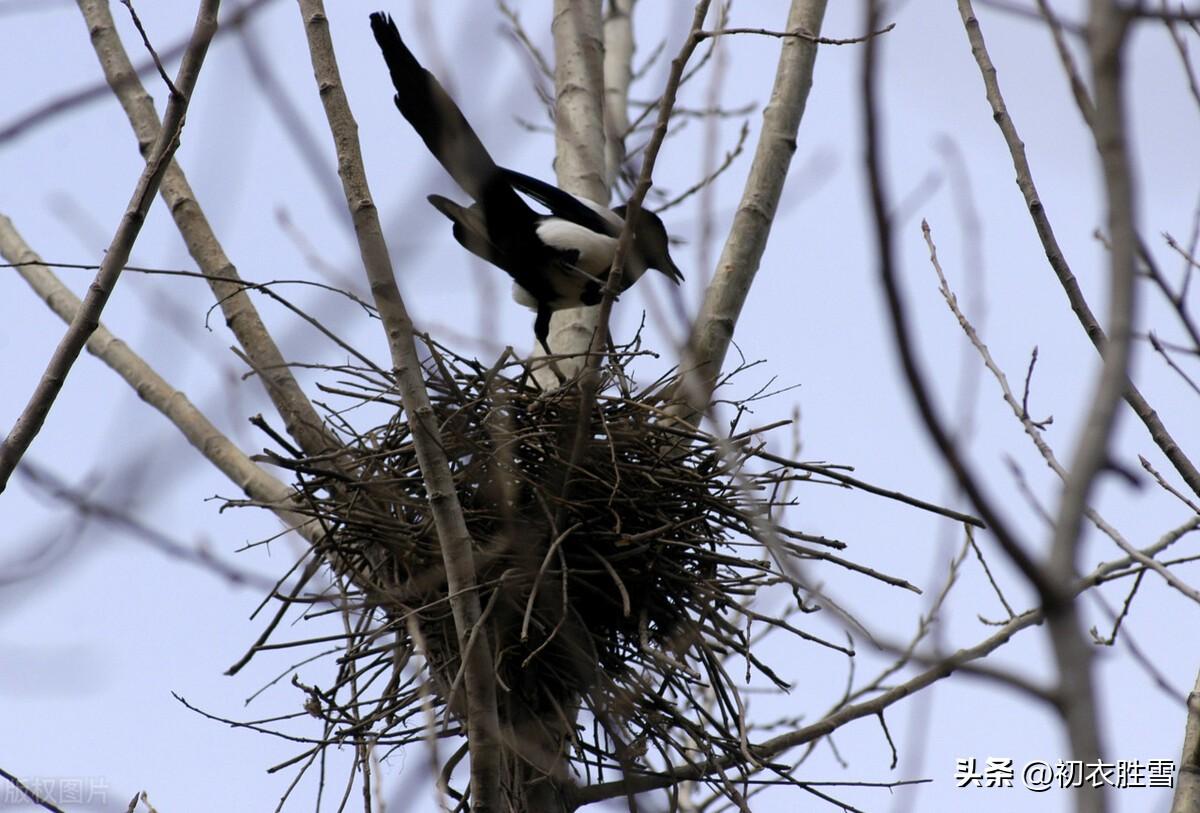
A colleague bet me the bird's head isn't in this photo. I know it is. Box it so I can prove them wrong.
[614,204,684,285]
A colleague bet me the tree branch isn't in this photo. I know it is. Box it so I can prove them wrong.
[1172,666,1200,813]
[959,0,1200,500]
[74,0,337,458]
[0,215,316,540]
[293,3,501,808]
[863,0,1048,597]
[678,0,829,421]
[538,0,611,380]
[1041,7,1135,810]
[0,0,220,492]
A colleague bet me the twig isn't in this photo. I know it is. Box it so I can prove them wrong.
[1020,347,1052,428]
[74,0,337,458]
[1172,667,1200,813]
[0,0,279,145]
[967,525,1017,619]
[1091,586,1187,704]
[0,218,316,539]
[679,0,830,421]
[696,21,895,45]
[498,0,553,80]
[1149,332,1200,395]
[1161,0,1200,115]
[298,3,501,807]
[656,120,750,213]
[1140,454,1200,515]
[961,0,1200,501]
[0,0,219,492]
[0,767,66,813]
[119,0,178,95]
[757,449,986,528]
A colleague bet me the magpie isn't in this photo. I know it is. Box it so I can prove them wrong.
[368,12,683,357]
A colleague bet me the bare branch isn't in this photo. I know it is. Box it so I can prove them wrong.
[538,0,611,379]
[73,0,337,457]
[696,21,895,45]
[925,221,1200,610]
[0,0,220,492]
[0,216,315,538]
[0,767,66,813]
[961,0,1200,500]
[680,0,830,420]
[295,3,500,807]
[1172,667,1200,813]
[0,0,279,145]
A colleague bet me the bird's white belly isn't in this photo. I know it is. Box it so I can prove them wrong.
[525,219,649,308]
[512,283,539,309]
[535,219,617,275]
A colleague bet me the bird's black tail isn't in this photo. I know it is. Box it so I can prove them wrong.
[369,13,503,205]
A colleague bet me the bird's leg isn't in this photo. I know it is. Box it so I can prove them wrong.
[535,305,553,355]
[535,305,567,385]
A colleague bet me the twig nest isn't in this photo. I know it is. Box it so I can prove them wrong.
[253,340,904,794]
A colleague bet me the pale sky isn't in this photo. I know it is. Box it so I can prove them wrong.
[1,1,1197,811]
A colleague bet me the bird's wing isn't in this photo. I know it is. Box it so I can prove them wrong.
[499,168,622,238]
[369,13,533,234]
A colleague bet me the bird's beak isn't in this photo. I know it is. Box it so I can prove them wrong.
[659,253,684,285]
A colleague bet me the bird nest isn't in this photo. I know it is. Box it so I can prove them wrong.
[236,338,924,804]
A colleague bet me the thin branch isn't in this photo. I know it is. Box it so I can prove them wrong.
[0,216,317,539]
[73,0,337,458]
[678,0,830,421]
[296,3,500,808]
[498,0,554,81]
[119,0,178,95]
[656,120,750,213]
[925,220,1200,608]
[1171,667,1200,813]
[1139,454,1200,514]
[0,0,279,145]
[0,0,220,493]
[757,448,986,528]
[1161,0,1200,115]
[961,0,1200,500]
[0,767,66,813]
[865,0,1047,596]
[1149,332,1200,395]
[695,21,895,45]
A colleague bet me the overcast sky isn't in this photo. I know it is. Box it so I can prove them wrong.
[1,1,1197,811]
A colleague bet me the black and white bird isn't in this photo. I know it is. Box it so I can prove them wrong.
[368,12,683,356]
